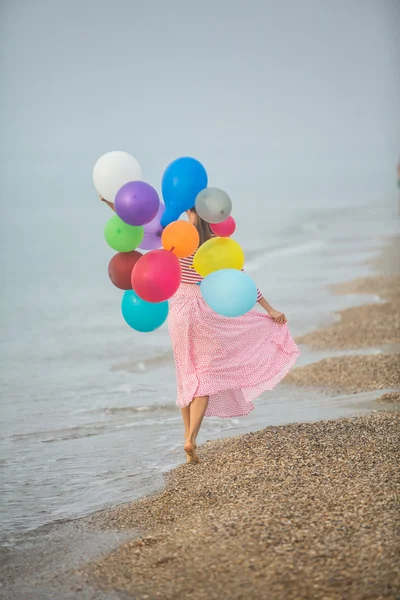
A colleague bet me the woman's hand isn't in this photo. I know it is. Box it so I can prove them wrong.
[257,297,287,323]
[100,196,116,212]
[267,308,287,324]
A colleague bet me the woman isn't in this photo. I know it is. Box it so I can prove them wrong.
[101,199,300,464]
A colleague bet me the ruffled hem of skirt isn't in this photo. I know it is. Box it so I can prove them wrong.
[176,346,300,418]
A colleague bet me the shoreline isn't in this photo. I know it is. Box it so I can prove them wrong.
[2,235,399,600]
[286,236,399,395]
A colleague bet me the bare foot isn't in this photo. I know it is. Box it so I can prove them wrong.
[184,440,199,464]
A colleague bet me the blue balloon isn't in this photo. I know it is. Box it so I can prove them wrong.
[121,290,168,332]
[160,157,208,228]
[201,269,257,317]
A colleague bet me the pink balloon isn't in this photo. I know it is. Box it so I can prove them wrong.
[131,249,181,302]
[210,216,236,237]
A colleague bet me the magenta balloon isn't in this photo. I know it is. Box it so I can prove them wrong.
[115,181,160,226]
[131,249,181,302]
[144,202,165,235]
[210,216,236,237]
[140,232,162,250]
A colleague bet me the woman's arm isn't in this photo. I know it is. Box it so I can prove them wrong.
[100,196,116,212]
[243,268,287,323]
[258,296,287,324]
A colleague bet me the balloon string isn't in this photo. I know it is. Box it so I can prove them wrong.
[170,246,175,252]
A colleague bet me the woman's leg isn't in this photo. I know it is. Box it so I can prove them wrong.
[184,396,209,462]
[181,406,190,441]
[188,395,209,444]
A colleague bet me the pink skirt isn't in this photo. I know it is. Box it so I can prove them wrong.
[168,284,300,418]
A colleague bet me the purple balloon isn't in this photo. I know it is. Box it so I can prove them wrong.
[144,201,165,234]
[115,181,160,226]
[138,202,165,250]
[140,232,163,250]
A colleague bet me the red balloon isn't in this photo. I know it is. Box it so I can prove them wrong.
[131,249,181,302]
[108,251,142,290]
[210,216,236,237]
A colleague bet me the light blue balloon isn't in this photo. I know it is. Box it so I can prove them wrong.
[201,269,257,317]
[121,290,168,332]
[160,157,208,228]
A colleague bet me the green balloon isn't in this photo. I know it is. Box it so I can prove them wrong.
[104,215,144,252]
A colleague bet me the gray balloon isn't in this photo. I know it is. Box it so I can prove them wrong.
[195,187,233,224]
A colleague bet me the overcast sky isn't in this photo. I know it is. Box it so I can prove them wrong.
[0,0,399,203]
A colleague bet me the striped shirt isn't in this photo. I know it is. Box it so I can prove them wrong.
[179,253,263,301]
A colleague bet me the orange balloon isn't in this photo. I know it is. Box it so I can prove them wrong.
[162,221,199,258]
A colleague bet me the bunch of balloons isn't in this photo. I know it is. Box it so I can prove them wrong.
[94,151,258,332]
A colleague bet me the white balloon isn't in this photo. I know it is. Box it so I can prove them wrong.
[93,151,142,201]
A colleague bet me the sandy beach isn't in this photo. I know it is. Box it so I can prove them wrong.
[3,236,399,600]
[76,236,399,600]
[84,411,399,600]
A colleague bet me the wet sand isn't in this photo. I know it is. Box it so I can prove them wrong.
[285,353,399,393]
[295,236,399,352]
[0,520,134,600]
[377,391,400,404]
[295,273,400,350]
[287,236,399,394]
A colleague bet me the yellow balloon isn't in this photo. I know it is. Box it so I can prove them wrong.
[193,237,245,277]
